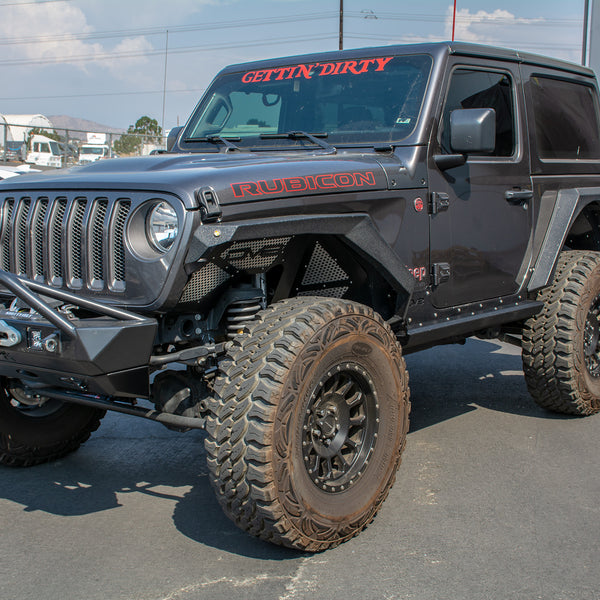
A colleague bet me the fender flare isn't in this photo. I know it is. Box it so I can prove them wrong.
[186,213,415,315]
[528,187,600,291]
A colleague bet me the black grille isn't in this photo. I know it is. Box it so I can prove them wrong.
[32,198,49,278]
[0,193,132,292]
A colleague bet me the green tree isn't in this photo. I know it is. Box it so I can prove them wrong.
[27,127,63,146]
[113,132,142,155]
[131,116,162,142]
[114,116,163,155]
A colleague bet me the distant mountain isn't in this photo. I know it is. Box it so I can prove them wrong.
[48,115,125,140]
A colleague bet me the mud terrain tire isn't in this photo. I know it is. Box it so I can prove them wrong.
[0,379,105,467]
[205,297,410,551]
[522,250,600,415]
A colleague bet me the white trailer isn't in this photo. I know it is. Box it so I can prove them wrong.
[26,134,62,168]
[78,132,110,165]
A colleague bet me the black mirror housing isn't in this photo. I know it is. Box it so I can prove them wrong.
[167,126,183,152]
[450,108,496,154]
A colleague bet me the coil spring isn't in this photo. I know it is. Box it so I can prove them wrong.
[226,297,263,339]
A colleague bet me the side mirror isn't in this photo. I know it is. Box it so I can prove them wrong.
[450,108,496,154]
[167,126,183,152]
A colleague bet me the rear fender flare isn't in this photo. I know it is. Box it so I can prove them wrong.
[528,187,600,291]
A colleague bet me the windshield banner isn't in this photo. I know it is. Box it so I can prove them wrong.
[241,57,393,83]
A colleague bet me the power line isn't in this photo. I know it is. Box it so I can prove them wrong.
[0,0,77,6]
[0,87,207,101]
[0,12,337,46]
[345,11,582,27]
[0,33,337,67]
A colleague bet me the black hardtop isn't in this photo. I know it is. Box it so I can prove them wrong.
[220,41,594,79]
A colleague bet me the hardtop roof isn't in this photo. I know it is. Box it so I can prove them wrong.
[220,41,594,79]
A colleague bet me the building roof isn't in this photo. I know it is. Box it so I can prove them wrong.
[0,114,54,142]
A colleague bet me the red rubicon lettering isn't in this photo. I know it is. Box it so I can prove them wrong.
[334,173,353,186]
[259,179,284,194]
[241,57,394,83]
[231,171,377,198]
[354,171,376,185]
[231,181,261,197]
[315,174,336,188]
[284,177,308,192]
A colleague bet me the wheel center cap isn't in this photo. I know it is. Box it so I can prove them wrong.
[318,414,337,438]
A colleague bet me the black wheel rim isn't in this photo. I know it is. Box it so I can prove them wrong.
[302,363,379,493]
[584,294,600,377]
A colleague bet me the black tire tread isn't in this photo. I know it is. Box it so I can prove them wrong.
[0,410,104,467]
[522,250,600,416]
[205,297,409,551]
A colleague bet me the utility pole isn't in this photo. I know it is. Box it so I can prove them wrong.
[339,0,343,50]
[452,0,457,42]
[161,30,169,145]
[583,0,590,65]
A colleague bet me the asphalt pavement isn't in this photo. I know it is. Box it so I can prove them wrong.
[1,338,599,600]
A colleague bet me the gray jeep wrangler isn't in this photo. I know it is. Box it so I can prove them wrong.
[0,42,599,550]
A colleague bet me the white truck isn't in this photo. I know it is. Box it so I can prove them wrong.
[25,134,62,168]
[78,132,110,165]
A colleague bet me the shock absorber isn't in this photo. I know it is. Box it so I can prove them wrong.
[226,297,263,339]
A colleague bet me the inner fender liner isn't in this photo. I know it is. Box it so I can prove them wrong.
[186,213,415,314]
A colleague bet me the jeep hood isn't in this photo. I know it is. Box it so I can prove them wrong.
[0,149,422,209]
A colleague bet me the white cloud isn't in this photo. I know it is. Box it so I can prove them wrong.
[446,7,580,62]
[447,8,545,42]
[0,2,154,77]
[400,7,580,63]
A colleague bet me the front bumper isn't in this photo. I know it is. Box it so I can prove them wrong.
[0,270,157,398]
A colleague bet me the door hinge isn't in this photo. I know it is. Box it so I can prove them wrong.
[431,262,451,286]
[196,187,222,222]
[429,192,450,215]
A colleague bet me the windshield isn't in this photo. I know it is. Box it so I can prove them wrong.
[81,146,105,155]
[183,53,432,149]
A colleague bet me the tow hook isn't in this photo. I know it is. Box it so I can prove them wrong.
[0,320,21,347]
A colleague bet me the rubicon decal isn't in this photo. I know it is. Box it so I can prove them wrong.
[231,171,377,198]
[241,57,393,83]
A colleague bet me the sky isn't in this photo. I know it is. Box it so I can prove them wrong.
[0,0,589,132]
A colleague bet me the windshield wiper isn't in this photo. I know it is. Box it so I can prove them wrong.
[185,135,243,152]
[259,131,336,154]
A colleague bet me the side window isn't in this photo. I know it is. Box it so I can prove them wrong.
[441,68,515,157]
[529,76,600,160]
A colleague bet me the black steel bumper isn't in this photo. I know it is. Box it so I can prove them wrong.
[0,270,157,398]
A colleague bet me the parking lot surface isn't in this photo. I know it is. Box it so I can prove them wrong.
[2,338,599,600]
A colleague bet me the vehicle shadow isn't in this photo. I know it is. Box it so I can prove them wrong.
[0,418,302,560]
[406,337,570,432]
[0,337,569,558]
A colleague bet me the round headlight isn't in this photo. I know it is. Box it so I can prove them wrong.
[147,202,179,252]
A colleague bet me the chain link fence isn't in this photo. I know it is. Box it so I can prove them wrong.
[1,122,168,167]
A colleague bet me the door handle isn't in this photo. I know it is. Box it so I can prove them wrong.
[505,189,533,204]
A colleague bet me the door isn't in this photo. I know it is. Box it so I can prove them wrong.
[428,62,532,308]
